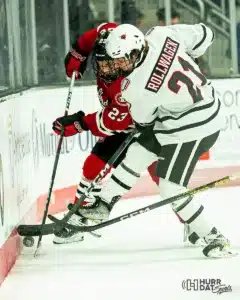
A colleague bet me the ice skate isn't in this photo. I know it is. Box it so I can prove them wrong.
[53,204,87,244]
[184,224,207,247]
[202,227,237,258]
[78,196,112,223]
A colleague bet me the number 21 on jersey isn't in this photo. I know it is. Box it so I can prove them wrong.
[168,56,207,103]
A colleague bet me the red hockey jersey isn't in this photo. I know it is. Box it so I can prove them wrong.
[67,22,134,137]
[84,76,134,137]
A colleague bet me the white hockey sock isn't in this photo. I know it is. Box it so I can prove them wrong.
[159,179,212,238]
[101,142,157,204]
[75,177,102,199]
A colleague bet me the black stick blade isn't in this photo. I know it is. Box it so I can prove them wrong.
[17,223,55,236]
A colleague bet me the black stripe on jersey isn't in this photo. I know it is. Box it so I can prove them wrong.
[155,131,219,187]
[212,86,215,99]
[111,175,132,190]
[185,205,204,224]
[183,131,219,186]
[120,163,140,177]
[152,107,158,115]
[154,144,178,178]
[154,99,221,135]
[192,24,207,50]
[169,140,196,183]
[157,91,216,123]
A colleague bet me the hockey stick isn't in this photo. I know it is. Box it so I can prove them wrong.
[48,128,138,232]
[49,172,240,233]
[34,71,76,256]
[17,104,137,239]
[17,172,240,237]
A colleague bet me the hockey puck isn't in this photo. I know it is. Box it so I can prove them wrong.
[23,236,34,247]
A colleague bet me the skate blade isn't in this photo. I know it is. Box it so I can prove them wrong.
[84,219,103,238]
[53,237,84,245]
[88,231,101,238]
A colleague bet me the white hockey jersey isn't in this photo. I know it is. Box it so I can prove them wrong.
[121,24,222,145]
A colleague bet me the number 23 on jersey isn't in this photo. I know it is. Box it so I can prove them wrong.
[108,108,128,121]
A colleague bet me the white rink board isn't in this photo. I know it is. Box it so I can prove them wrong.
[210,78,240,163]
[0,86,100,246]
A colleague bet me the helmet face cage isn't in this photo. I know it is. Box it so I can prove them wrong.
[92,49,142,82]
[91,31,119,82]
[92,52,122,83]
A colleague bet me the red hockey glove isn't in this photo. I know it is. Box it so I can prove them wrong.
[52,111,89,137]
[64,47,87,79]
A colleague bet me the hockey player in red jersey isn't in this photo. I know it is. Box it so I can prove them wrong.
[51,22,138,244]
[52,23,194,246]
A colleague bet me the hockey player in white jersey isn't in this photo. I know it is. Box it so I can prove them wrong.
[76,23,235,258]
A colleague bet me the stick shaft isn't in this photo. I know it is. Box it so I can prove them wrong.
[34,72,76,255]
[51,128,138,230]
[77,174,233,232]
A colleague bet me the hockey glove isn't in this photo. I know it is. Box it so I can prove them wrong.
[64,44,88,79]
[52,111,89,137]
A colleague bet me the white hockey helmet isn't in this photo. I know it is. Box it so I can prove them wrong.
[105,24,145,59]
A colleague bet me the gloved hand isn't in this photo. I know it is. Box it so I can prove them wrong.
[64,47,87,79]
[52,111,89,137]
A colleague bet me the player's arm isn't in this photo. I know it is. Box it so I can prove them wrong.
[52,111,89,137]
[121,86,159,127]
[83,105,133,137]
[168,23,214,58]
[65,22,117,79]
[52,105,133,138]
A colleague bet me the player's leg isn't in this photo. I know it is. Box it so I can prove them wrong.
[77,130,194,228]
[154,131,235,257]
[79,129,235,257]
[53,152,105,244]
[78,139,158,222]
[72,132,134,207]
[147,162,196,245]
[77,131,198,225]
[53,133,133,244]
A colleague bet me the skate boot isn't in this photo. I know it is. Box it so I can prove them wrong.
[202,227,237,258]
[79,195,120,223]
[172,195,206,247]
[185,224,207,247]
[53,204,87,244]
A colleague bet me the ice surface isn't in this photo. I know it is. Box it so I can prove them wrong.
[1,187,240,300]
